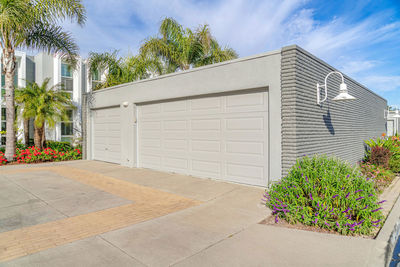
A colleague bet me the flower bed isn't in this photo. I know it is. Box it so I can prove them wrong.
[265,155,384,236]
[0,146,82,165]
[264,134,400,236]
[361,134,400,191]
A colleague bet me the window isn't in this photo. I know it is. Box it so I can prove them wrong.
[91,69,101,90]
[1,107,5,121]
[61,63,73,99]
[61,63,72,78]
[61,109,73,143]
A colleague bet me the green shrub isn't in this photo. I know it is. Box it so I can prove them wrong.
[0,147,4,153]
[389,158,400,173]
[265,155,384,236]
[44,141,72,151]
[16,141,27,150]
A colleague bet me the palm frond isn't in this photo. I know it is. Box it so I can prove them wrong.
[22,21,79,67]
[33,0,86,26]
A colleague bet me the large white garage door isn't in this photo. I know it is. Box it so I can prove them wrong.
[137,89,268,186]
[92,107,121,164]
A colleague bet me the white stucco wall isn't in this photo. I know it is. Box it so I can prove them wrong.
[88,49,282,184]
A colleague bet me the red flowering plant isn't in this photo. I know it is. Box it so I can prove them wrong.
[0,151,7,165]
[9,146,82,165]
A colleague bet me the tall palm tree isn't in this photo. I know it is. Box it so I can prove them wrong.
[87,51,162,90]
[140,18,238,73]
[15,78,75,149]
[0,0,85,160]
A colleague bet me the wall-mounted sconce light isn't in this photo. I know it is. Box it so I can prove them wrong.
[122,101,129,107]
[317,71,356,105]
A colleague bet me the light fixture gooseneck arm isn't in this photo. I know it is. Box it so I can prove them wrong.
[317,71,345,105]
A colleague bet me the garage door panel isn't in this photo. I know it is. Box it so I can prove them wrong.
[164,157,188,171]
[225,131,266,141]
[163,120,187,130]
[140,131,162,139]
[138,89,268,186]
[140,121,161,130]
[191,119,221,130]
[140,104,161,116]
[192,160,221,175]
[163,100,187,112]
[190,97,222,112]
[140,138,161,148]
[161,132,187,140]
[164,139,188,150]
[191,132,221,140]
[226,141,264,155]
[227,163,264,179]
[226,117,265,130]
[140,154,161,167]
[191,140,221,152]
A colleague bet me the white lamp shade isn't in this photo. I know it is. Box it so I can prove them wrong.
[332,83,356,101]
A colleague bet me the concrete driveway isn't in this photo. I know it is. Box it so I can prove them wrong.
[0,160,267,266]
[0,160,388,267]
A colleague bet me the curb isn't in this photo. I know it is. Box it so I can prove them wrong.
[373,191,400,266]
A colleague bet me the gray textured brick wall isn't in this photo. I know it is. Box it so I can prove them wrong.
[281,45,387,175]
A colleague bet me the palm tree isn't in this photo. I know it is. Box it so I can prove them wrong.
[15,78,75,149]
[0,0,85,160]
[140,18,238,73]
[194,25,238,67]
[87,51,162,90]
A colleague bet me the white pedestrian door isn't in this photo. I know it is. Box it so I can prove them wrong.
[92,107,121,164]
[137,89,269,186]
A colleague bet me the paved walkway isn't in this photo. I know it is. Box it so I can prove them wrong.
[0,160,393,266]
[0,161,266,266]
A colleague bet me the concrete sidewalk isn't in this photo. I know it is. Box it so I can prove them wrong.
[0,160,396,266]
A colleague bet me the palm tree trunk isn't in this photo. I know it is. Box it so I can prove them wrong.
[33,125,44,149]
[41,126,46,148]
[2,50,16,161]
[23,119,30,147]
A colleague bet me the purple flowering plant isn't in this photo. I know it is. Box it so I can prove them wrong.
[264,155,384,235]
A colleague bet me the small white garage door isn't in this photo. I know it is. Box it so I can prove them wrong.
[92,107,121,164]
[137,89,269,186]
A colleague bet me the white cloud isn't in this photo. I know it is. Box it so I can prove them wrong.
[340,60,379,76]
[362,75,400,92]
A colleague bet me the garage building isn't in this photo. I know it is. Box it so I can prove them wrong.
[84,45,387,187]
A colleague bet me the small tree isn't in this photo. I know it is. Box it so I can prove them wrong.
[15,78,75,149]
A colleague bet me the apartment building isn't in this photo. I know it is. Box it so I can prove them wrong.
[0,51,99,146]
[0,51,35,145]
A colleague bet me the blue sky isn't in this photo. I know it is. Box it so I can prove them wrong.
[63,0,400,106]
